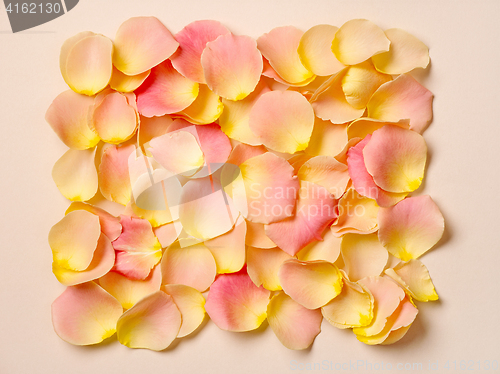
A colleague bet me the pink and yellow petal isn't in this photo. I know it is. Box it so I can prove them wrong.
[65,202,122,241]
[138,115,173,149]
[297,229,341,263]
[109,67,150,93]
[245,220,277,249]
[246,246,293,291]
[174,84,223,125]
[347,117,410,140]
[305,119,348,158]
[154,221,182,248]
[98,144,135,205]
[297,156,350,199]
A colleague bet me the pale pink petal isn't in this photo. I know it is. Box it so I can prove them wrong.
[278,259,343,309]
[298,156,350,199]
[297,229,341,263]
[205,270,271,331]
[98,144,135,205]
[331,19,390,65]
[135,60,199,117]
[266,181,338,256]
[341,233,388,282]
[347,117,410,140]
[367,74,433,134]
[113,16,179,76]
[226,143,267,167]
[116,291,181,350]
[161,241,216,292]
[109,67,150,93]
[173,84,223,125]
[52,282,123,345]
[267,292,322,350]
[65,202,122,241]
[246,246,293,291]
[46,90,99,150]
[305,119,348,158]
[378,195,445,261]
[202,34,263,100]
[245,220,276,249]
[171,20,230,83]
[385,260,439,302]
[153,221,182,248]
[112,215,162,280]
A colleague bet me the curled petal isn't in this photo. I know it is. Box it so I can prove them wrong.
[116,291,181,350]
[52,282,123,345]
[331,19,390,65]
[63,34,113,95]
[161,242,216,292]
[135,60,199,117]
[52,148,98,202]
[341,233,388,282]
[378,195,444,261]
[267,292,322,350]
[305,119,348,158]
[202,34,263,100]
[249,90,315,153]
[112,216,162,280]
[347,117,409,140]
[385,260,438,302]
[98,144,135,205]
[297,229,341,263]
[174,84,223,125]
[279,259,343,309]
[65,202,122,241]
[109,67,150,93]
[367,74,433,134]
[171,20,230,83]
[100,265,162,309]
[205,270,270,332]
[162,284,206,338]
[46,90,99,150]
[246,246,293,291]
[245,220,276,249]
[298,24,345,76]
[113,16,179,76]
[363,125,427,193]
[298,156,350,199]
[372,28,430,75]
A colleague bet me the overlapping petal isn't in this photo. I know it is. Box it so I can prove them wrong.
[174,84,223,125]
[98,144,135,205]
[347,117,409,140]
[246,246,293,291]
[297,229,341,263]
[65,202,122,241]
[245,220,277,249]
[297,156,350,199]
[109,67,150,93]
[305,119,348,158]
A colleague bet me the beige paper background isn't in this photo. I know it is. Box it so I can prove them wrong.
[1,1,499,373]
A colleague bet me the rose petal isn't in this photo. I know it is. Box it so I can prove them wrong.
[363,125,427,193]
[245,220,276,249]
[341,233,389,282]
[279,259,343,309]
[109,67,150,93]
[52,282,123,345]
[347,117,410,140]
[46,90,99,150]
[98,144,135,205]
[297,229,341,263]
[298,156,350,199]
[378,195,445,261]
[257,26,315,86]
[331,19,390,66]
[246,246,293,291]
[113,16,179,76]
[138,115,173,149]
[305,119,348,158]
[65,202,122,241]
[174,84,223,125]
[153,221,182,248]
[135,60,199,117]
[59,31,93,84]
[112,215,162,280]
[202,34,263,100]
[161,241,216,292]
[297,24,345,76]
[372,28,430,75]
[100,265,162,309]
[385,260,439,302]
[367,74,433,134]
[205,270,270,332]
[116,291,181,350]
[267,292,323,350]
[52,147,98,202]
[162,284,206,338]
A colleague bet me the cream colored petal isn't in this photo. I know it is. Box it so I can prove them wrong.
[298,155,350,199]
[305,119,348,158]
[247,246,293,291]
[98,144,135,205]
[341,233,388,282]
[297,229,341,263]
[245,220,276,249]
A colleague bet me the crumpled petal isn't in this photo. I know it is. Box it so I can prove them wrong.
[249,90,315,153]
[46,90,99,150]
[162,284,206,338]
[98,144,135,205]
[267,292,323,350]
[205,216,246,274]
[245,220,276,249]
[135,60,199,117]
[113,16,179,76]
[52,147,98,202]
[52,282,123,345]
[378,195,444,261]
[367,74,433,134]
[331,19,390,66]
[161,241,216,292]
[347,117,410,140]
[62,33,113,95]
[257,26,315,86]
[372,28,430,75]
[297,156,350,199]
[297,229,341,263]
[100,265,162,309]
[266,181,338,256]
[205,270,270,332]
[112,215,162,280]
[297,24,345,77]
[116,291,181,350]
[321,274,373,329]
[363,125,427,193]
[341,233,388,282]
[384,260,439,302]
[109,67,150,93]
[174,84,223,125]
[278,259,343,309]
[202,34,263,101]
[65,202,122,241]
[246,246,293,291]
[305,119,348,158]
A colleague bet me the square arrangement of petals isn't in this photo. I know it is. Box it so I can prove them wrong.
[47,17,444,350]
